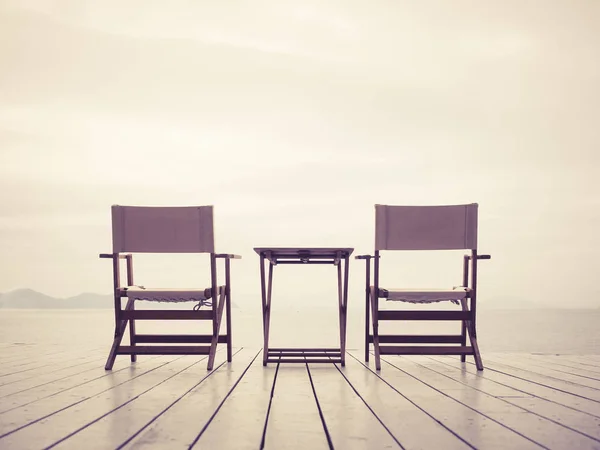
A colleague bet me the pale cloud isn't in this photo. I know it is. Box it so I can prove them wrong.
[0,1,598,308]
[3,0,360,62]
[0,104,332,188]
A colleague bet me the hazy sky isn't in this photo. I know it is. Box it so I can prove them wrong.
[1,1,598,308]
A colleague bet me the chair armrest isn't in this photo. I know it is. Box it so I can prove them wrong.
[464,254,491,261]
[215,253,242,260]
[99,253,132,259]
[355,254,373,260]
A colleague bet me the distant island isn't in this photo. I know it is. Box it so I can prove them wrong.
[0,289,112,309]
[0,288,240,309]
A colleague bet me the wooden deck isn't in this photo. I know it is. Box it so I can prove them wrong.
[1,344,600,449]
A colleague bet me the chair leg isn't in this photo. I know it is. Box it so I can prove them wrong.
[226,287,232,363]
[365,286,370,363]
[225,259,233,363]
[129,300,137,363]
[460,319,467,363]
[370,287,381,370]
[105,299,134,370]
[105,328,124,370]
[105,319,127,370]
[468,324,484,370]
[207,287,226,370]
[461,299,483,370]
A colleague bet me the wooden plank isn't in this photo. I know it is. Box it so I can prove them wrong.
[433,356,600,417]
[121,310,212,320]
[422,356,600,442]
[0,356,104,389]
[269,348,341,352]
[3,332,600,450]
[0,355,204,447]
[378,311,470,321]
[117,346,211,355]
[491,354,600,384]
[0,349,66,369]
[396,355,600,448]
[0,345,104,363]
[193,354,278,449]
[369,335,464,344]
[268,352,341,358]
[54,349,256,449]
[528,355,600,375]
[558,355,600,370]
[275,261,336,265]
[266,358,342,364]
[0,357,148,415]
[0,351,105,386]
[379,346,473,355]
[307,363,400,448]
[0,345,72,363]
[263,365,330,450]
[343,353,472,449]
[483,356,600,399]
[135,334,228,344]
[366,355,541,449]
[0,347,104,374]
[0,357,111,398]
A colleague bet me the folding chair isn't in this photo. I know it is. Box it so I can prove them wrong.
[357,203,491,370]
[99,205,240,371]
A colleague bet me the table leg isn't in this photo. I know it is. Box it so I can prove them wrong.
[260,255,268,365]
[260,255,274,366]
[337,262,343,365]
[337,256,350,367]
[342,256,349,366]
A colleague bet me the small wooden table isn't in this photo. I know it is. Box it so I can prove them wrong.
[254,247,354,366]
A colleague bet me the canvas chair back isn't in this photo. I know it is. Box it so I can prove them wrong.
[375,204,478,251]
[111,205,215,254]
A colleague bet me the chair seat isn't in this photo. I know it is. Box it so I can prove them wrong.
[123,286,214,303]
[378,287,470,304]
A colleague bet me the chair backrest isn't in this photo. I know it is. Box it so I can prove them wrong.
[375,204,478,251]
[111,205,215,253]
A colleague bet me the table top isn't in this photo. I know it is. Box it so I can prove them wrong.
[254,247,353,264]
[254,248,353,265]
[253,247,354,258]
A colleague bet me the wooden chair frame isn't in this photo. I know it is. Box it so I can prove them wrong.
[99,252,239,371]
[99,205,240,371]
[358,204,491,371]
